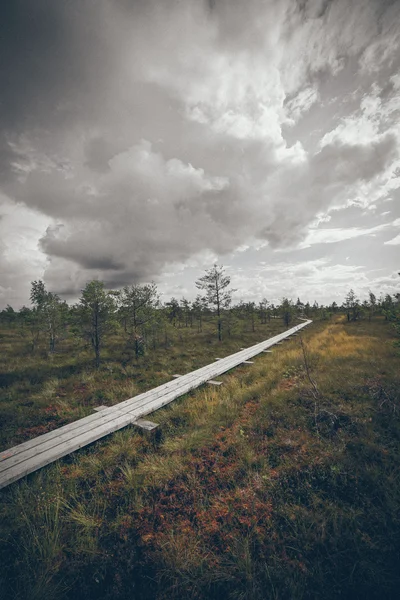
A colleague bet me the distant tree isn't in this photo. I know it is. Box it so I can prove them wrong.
[381,275,400,344]
[344,289,360,322]
[78,280,116,368]
[192,294,207,332]
[244,301,256,332]
[259,298,271,324]
[368,291,376,322]
[281,297,294,327]
[18,305,41,352]
[17,305,31,329]
[394,278,400,344]
[381,293,394,321]
[270,303,278,319]
[120,283,159,359]
[30,280,67,352]
[165,297,181,327]
[296,297,305,317]
[318,305,330,320]
[180,297,192,328]
[145,303,165,352]
[195,264,235,341]
[0,305,17,327]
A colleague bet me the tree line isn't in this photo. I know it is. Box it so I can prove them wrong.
[1,265,399,367]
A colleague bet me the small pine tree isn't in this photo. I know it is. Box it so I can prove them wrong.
[344,289,360,322]
[280,297,294,327]
[120,283,159,359]
[78,280,116,368]
[30,280,66,352]
[195,264,235,341]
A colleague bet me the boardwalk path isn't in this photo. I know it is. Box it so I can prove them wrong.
[0,320,311,489]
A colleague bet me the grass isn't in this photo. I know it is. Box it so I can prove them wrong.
[0,316,285,450]
[0,315,399,599]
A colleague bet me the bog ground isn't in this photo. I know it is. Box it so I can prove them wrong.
[0,315,399,600]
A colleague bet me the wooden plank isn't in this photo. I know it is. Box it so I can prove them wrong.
[0,411,136,489]
[0,410,117,464]
[263,350,273,353]
[0,366,203,463]
[0,359,236,475]
[133,419,159,431]
[0,320,312,489]
[0,356,231,488]
[207,380,223,386]
[0,340,284,484]
[1,360,230,479]
[84,322,311,426]
[172,374,182,378]
[134,324,311,413]
[243,360,254,364]
[0,374,197,467]
[1,353,242,480]
[117,324,309,418]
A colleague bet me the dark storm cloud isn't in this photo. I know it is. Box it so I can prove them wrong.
[0,0,399,306]
[0,144,25,184]
[84,138,114,173]
[0,0,111,131]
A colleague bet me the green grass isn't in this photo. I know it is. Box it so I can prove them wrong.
[1,315,400,599]
[0,315,285,450]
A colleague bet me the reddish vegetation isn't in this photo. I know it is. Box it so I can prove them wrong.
[16,423,59,440]
[16,405,62,441]
[127,399,299,571]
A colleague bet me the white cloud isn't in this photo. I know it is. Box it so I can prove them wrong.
[284,87,320,125]
[0,195,51,306]
[227,258,369,305]
[359,1,400,73]
[302,221,397,247]
[384,234,400,246]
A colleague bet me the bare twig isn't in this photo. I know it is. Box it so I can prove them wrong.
[299,335,337,435]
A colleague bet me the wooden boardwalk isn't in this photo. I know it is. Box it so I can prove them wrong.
[0,320,311,490]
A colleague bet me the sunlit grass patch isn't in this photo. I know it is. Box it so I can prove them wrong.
[40,378,60,401]
[134,453,188,489]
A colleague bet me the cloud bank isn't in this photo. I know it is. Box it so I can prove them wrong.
[0,0,399,305]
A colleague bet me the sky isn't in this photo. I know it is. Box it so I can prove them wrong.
[0,0,399,309]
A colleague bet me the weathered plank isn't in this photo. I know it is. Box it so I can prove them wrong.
[207,380,223,386]
[133,419,159,431]
[0,411,136,489]
[0,320,312,489]
[1,319,310,469]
